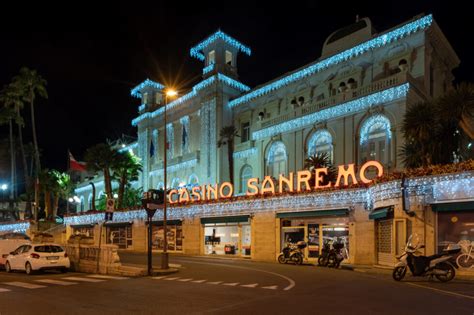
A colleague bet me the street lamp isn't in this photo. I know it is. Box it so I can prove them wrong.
[1,184,7,200]
[162,88,177,270]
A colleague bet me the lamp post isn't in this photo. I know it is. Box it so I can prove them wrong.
[162,89,177,270]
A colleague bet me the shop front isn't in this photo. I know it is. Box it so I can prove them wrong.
[149,220,183,252]
[70,223,96,237]
[105,222,133,249]
[432,201,474,253]
[277,209,350,263]
[202,215,251,257]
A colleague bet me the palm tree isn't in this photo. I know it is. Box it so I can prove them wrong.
[50,170,73,218]
[13,67,48,175]
[438,82,474,140]
[112,151,142,209]
[38,169,54,220]
[84,143,118,200]
[304,152,337,186]
[218,126,240,184]
[0,106,18,200]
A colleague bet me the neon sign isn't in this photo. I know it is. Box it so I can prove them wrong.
[168,161,383,204]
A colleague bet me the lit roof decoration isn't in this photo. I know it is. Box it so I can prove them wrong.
[228,15,432,108]
[252,83,409,140]
[131,79,164,98]
[132,74,250,126]
[190,30,251,61]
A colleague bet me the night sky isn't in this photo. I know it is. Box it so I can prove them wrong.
[0,1,472,172]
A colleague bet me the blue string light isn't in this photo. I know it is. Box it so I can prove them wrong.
[0,222,30,233]
[130,79,164,98]
[228,15,432,108]
[360,115,392,145]
[203,63,214,75]
[252,83,409,140]
[233,147,257,159]
[190,30,251,61]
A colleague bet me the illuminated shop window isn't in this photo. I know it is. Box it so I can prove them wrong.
[307,129,333,162]
[360,115,391,165]
[266,141,287,177]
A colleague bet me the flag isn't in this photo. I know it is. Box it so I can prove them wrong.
[69,151,87,172]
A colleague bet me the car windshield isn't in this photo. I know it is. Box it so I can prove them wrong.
[34,245,64,253]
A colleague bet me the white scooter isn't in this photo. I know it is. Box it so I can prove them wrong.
[393,233,460,282]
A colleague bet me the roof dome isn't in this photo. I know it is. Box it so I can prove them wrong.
[322,17,375,58]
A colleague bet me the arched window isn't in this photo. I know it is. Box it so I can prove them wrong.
[188,174,199,187]
[157,182,164,190]
[307,130,333,162]
[359,114,391,165]
[240,165,253,194]
[266,141,287,177]
[171,178,181,189]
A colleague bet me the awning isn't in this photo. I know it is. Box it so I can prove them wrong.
[146,220,182,226]
[431,201,474,212]
[71,223,96,229]
[276,209,348,219]
[369,206,394,220]
[201,215,250,224]
[104,221,133,228]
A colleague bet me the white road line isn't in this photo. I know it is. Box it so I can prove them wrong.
[164,277,180,281]
[191,280,206,283]
[0,288,11,292]
[405,282,474,301]
[222,283,239,286]
[86,275,129,280]
[152,276,168,280]
[261,285,278,290]
[35,279,78,286]
[4,282,46,289]
[207,281,222,285]
[178,278,193,282]
[240,283,258,288]
[62,277,105,283]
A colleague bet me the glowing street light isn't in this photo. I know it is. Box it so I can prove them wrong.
[1,184,7,191]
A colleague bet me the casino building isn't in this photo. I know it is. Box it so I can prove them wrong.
[60,14,474,266]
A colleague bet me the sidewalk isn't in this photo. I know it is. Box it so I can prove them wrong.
[341,263,474,281]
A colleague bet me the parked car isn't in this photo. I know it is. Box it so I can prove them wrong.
[5,244,70,275]
[0,233,31,267]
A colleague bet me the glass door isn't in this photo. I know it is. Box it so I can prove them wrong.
[281,226,307,260]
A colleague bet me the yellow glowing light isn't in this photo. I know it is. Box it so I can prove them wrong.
[166,89,178,97]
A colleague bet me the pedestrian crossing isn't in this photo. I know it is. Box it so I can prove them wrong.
[0,274,129,293]
[151,276,280,290]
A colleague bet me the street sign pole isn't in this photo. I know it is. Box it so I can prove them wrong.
[147,211,153,276]
[142,190,162,275]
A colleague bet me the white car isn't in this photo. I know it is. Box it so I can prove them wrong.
[5,244,70,275]
[0,233,31,267]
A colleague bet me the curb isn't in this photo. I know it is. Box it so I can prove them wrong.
[151,268,179,276]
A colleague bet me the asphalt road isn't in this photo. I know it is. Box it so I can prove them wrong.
[1,253,473,315]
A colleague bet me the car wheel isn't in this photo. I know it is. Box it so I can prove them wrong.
[25,262,34,275]
[5,261,12,273]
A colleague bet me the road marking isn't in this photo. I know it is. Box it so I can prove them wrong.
[87,275,129,280]
[262,285,278,290]
[207,281,222,285]
[178,278,193,282]
[0,288,11,292]
[62,277,105,283]
[191,280,206,283]
[164,277,180,281]
[222,282,239,286]
[152,276,168,280]
[405,282,474,301]
[4,282,46,289]
[240,283,258,288]
[35,279,78,286]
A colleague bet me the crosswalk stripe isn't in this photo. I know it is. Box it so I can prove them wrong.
[4,282,46,289]
[152,276,168,280]
[191,280,206,283]
[207,281,223,285]
[86,275,129,280]
[222,283,239,286]
[35,279,77,286]
[178,278,193,282]
[164,277,180,281]
[240,283,259,288]
[262,285,278,290]
[62,277,105,283]
[0,288,11,292]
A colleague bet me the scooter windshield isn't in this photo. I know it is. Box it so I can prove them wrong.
[406,233,421,250]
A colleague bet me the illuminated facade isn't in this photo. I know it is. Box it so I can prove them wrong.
[51,14,474,266]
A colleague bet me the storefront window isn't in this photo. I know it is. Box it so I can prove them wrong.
[437,211,474,253]
[106,225,133,249]
[152,224,183,251]
[204,223,250,256]
[72,227,94,237]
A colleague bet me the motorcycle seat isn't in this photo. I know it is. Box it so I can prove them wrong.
[425,253,444,261]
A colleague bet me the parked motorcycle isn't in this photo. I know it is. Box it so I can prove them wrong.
[327,239,348,268]
[318,239,332,266]
[393,233,461,282]
[278,241,307,265]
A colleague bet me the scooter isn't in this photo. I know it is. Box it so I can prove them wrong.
[278,241,307,265]
[327,239,347,268]
[318,239,332,266]
[393,233,461,282]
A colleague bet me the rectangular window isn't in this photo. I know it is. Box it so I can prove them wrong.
[437,211,474,253]
[225,50,233,65]
[143,92,148,104]
[155,92,162,105]
[208,50,215,65]
[241,122,250,143]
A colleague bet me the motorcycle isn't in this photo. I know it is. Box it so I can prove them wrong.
[327,238,348,268]
[393,233,461,282]
[278,241,307,265]
[318,239,333,266]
